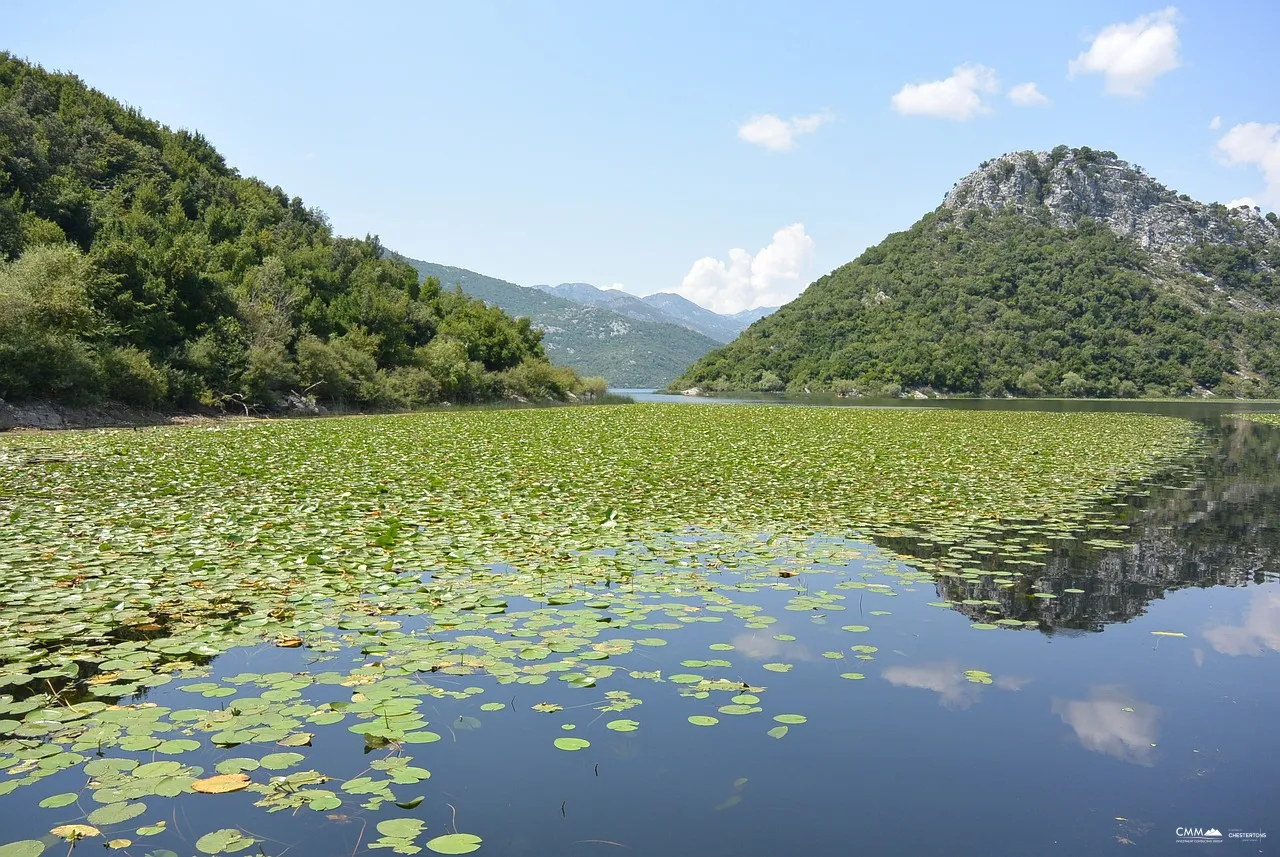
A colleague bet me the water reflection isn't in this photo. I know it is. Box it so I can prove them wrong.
[930,419,1280,632]
[1052,686,1160,765]
[729,631,813,661]
[1203,587,1280,656]
[883,662,982,708]
[881,661,1031,708]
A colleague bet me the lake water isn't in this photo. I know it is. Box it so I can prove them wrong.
[1,400,1277,856]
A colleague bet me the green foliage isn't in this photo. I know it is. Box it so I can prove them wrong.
[0,54,573,408]
[674,212,1280,398]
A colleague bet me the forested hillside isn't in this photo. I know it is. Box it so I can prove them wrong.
[0,54,588,410]
[674,148,1280,398]
[398,257,721,387]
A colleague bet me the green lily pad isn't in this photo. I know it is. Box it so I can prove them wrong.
[259,752,305,770]
[195,828,258,854]
[0,843,45,857]
[87,802,146,826]
[606,719,639,732]
[688,715,719,727]
[553,737,590,751]
[377,819,425,839]
[425,833,483,854]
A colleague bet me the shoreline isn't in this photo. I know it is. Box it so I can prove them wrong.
[0,394,634,433]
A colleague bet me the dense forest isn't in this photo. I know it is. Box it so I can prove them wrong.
[0,54,596,410]
[674,209,1280,398]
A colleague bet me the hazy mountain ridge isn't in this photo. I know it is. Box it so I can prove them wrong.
[395,258,721,387]
[673,146,1280,398]
[534,282,777,343]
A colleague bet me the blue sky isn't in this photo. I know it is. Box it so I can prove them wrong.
[5,1,1278,312]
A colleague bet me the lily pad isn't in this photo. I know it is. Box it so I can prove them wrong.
[553,737,590,751]
[87,802,146,826]
[0,843,44,857]
[192,774,251,794]
[606,719,639,732]
[425,833,483,854]
[50,825,100,841]
[195,829,258,854]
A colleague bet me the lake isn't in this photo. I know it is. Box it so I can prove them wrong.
[0,402,1277,856]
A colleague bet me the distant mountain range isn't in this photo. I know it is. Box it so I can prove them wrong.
[394,257,775,387]
[533,282,776,343]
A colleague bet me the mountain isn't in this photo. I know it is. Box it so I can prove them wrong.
[395,259,721,387]
[0,54,590,411]
[534,283,681,328]
[673,146,1280,398]
[636,292,777,342]
[535,282,777,343]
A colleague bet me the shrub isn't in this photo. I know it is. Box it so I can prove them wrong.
[102,345,168,406]
[757,370,785,392]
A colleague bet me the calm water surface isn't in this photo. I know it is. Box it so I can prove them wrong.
[2,399,1278,856]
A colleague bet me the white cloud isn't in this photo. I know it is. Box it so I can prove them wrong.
[1052,686,1160,765]
[737,111,833,152]
[1209,115,1222,130]
[1008,82,1050,107]
[891,64,999,121]
[1203,589,1280,656]
[1216,122,1280,206]
[676,223,815,314]
[1226,197,1259,211]
[883,663,978,708]
[881,662,1029,708]
[1068,7,1181,96]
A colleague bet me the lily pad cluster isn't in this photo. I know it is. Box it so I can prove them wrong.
[0,406,1201,853]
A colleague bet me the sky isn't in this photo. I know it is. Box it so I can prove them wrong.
[5,1,1279,313]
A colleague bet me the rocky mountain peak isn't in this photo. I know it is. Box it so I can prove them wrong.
[942,146,1278,263]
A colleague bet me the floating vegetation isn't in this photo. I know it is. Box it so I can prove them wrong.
[1231,413,1280,427]
[0,405,1200,853]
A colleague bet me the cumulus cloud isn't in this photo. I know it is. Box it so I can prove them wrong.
[1226,197,1260,211]
[737,111,833,152]
[1052,686,1160,765]
[883,662,978,708]
[882,661,1030,708]
[1216,122,1280,206]
[891,64,999,121]
[1068,7,1181,96]
[1008,82,1050,107]
[1209,115,1222,130]
[1203,589,1280,656]
[676,223,815,314]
